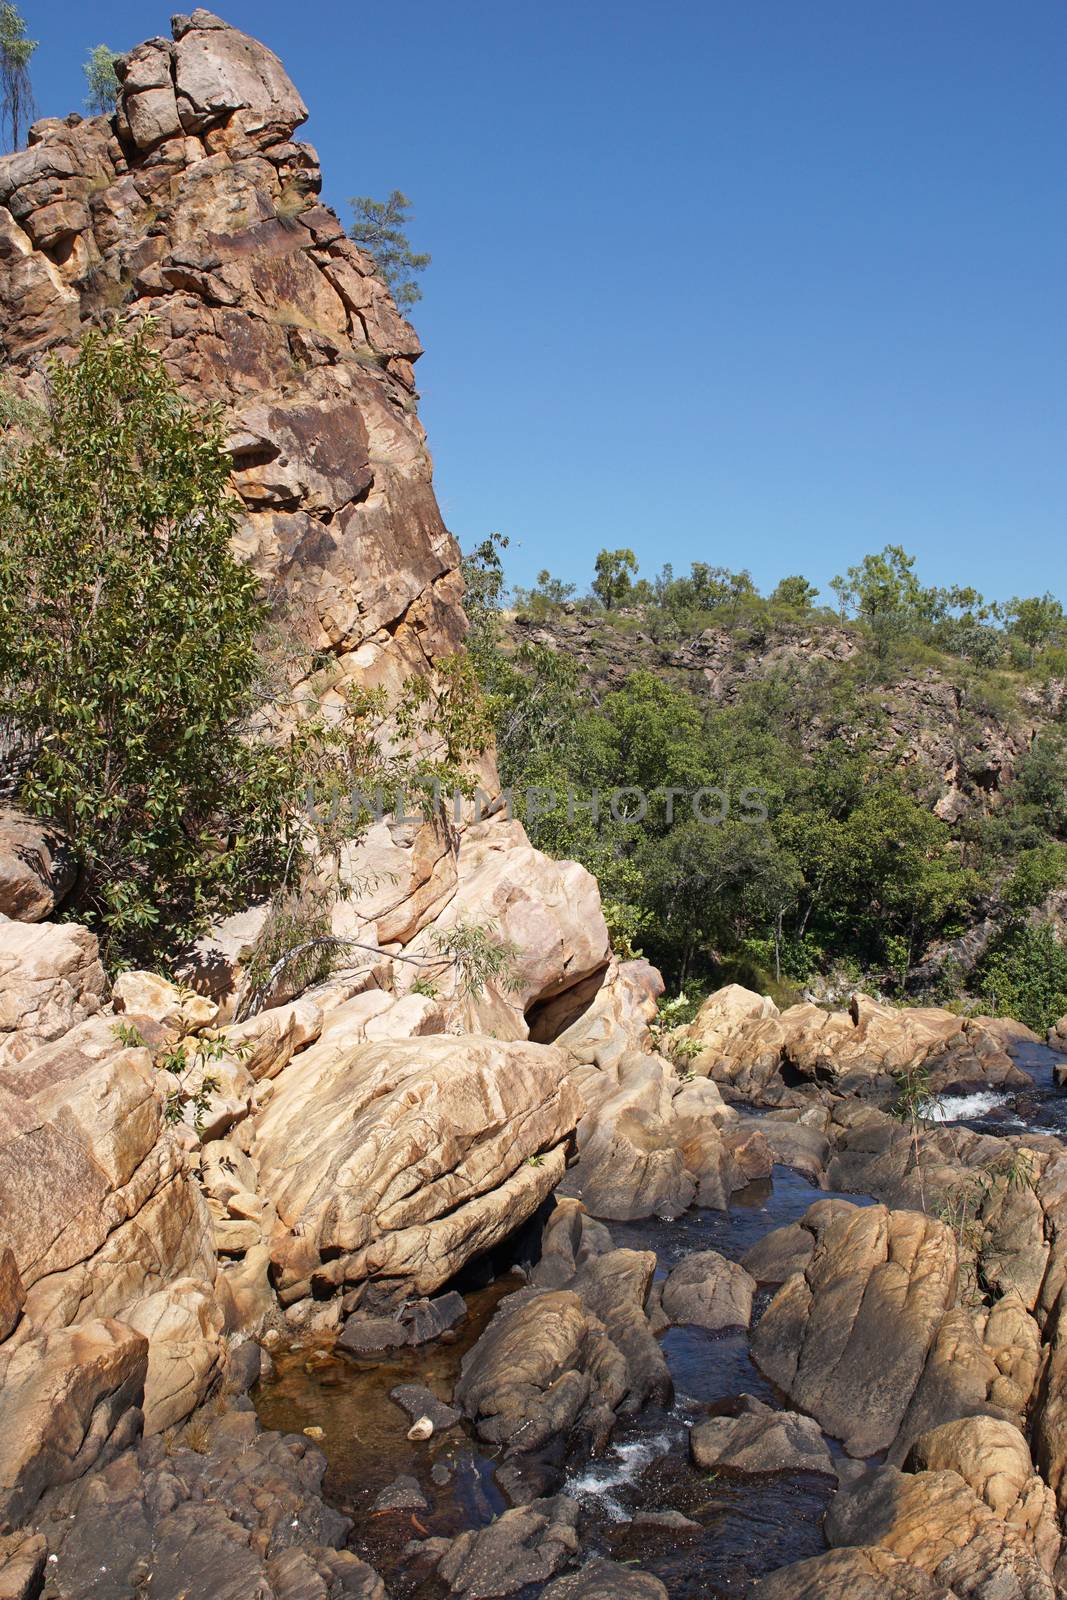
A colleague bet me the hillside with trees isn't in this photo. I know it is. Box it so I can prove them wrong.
[467,537,1067,1028]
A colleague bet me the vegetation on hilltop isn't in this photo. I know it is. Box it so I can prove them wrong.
[467,536,1067,1028]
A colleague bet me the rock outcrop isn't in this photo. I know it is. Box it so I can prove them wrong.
[751,1201,961,1458]
[683,984,1031,1106]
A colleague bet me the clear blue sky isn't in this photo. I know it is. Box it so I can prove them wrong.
[28,0,1067,604]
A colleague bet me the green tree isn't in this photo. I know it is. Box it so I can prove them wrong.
[348,190,430,309]
[830,544,924,655]
[512,568,576,618]
[771,574,819,609]
[0,4,36,150]
[1006,593,1064,664]
[592,547,638,611]
[83,44,120,115]
[976,922,1067,1033]
[0,326,294,964]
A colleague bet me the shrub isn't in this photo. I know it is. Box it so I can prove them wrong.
[975,921,1067,1033]
[0,325,294,965]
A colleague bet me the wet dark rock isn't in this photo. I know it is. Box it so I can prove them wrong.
[24,1404,381,1599]
[434,1495,580,1595]
[540,1558,669,1598]
[337,1291,466,1356]
[0,1533,46,1600]
[690,1395,834,1477]
[632,1509,701,1531]
[388,1384,461,1433]
[455,1234,669,1490]
[370,1473,428,1512]
[220,1338,267,1396]
[660,1250,756,1332]
[455,1283,630,1476]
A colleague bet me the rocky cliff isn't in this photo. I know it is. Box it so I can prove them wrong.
[508,609,1064,823]
[0,7,461,717]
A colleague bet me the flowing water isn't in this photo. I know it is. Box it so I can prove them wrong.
[253,1046,1067,1596]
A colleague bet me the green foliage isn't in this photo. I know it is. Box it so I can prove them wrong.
[0,3,35,150]
[512,568,576,618]
[975,921,1067,1033]
[1004,841,1067,911]
[348,190,430,309]
[1006,593,1064,662]
[114,1007,250,1133]
[592,548,638,611]
[431,921,522,998]
[770,574,819,609]
[0,326,295,966]
[83,43,120,114]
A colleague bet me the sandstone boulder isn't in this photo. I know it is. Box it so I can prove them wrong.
[690,1396,835,1477]
[825,1464,1056,1599]
[751,1201,958,1457]
[0,920,106,1067]
[660,1250,756,1332]
[0,808,75,923]
[0,1318,147,1527]
[905,1417,1060,1574]
[253,1034,579,1299]
[753,1547,960,1598]
[120,1278,225,1435]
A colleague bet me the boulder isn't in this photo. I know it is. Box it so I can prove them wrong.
[454,1288,628,1459]
[741,1221,815,1285]
[120,1278,225,1434]
[905,1417,1060,1574]
[0,1251,24,1343]
[337,1290,466,1354]
[171,8,309,136]
[253,1034,579,1299]
[0,920,106,1067]
[0,1011,217,1336]
[0,808,75,923]
[751,1201,958,1457]
[545,956,662,1066]
[562,1051,696,1221]
[540,1561,669,1599]
[825,1464,1056,1599]
[0,1533,47,1600]
[660,1250,756,1332]
[434,1496,580,1595]
[402,817,611,1034]
[683,984,1029,1104]
[753,1547,960,1598]
[0,1318,147,1527]
[35,1403,382,1599]
[111,970,218,1031]
[690,1396,835,1477]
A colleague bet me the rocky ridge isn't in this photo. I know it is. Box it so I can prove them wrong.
[507,609,1064,824]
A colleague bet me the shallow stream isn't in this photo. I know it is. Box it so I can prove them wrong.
[253,1044,1067,1596]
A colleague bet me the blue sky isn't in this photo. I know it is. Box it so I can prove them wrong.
[29,0,1067,604]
